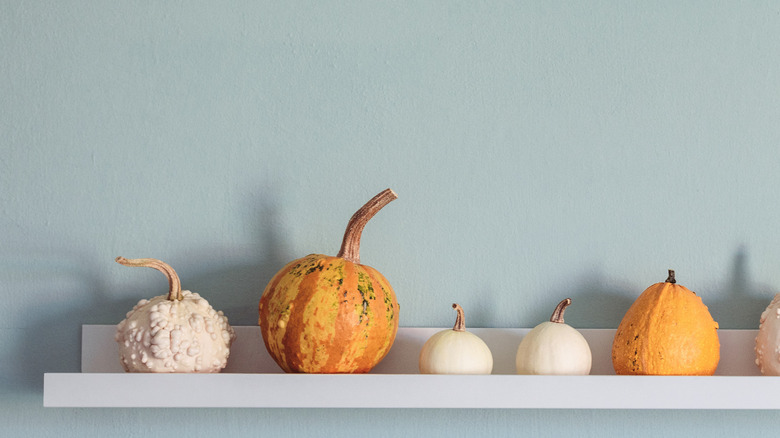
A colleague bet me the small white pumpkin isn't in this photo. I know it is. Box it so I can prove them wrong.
[516,298,592,375]
[755,293,780,375]
[419,303,493,374]
[114,257,236,373]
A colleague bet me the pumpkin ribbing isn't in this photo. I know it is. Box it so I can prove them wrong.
[259,254,397,373]
[258,189,399,373]
[418,303,493,374]
[515,298,592,375]
[756,294,780,375]
[611,270,720,375]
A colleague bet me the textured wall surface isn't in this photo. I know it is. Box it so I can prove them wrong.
[3,1,780,436]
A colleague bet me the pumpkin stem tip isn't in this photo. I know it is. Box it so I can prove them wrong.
[666,269,676,284]
[452,303,466,332]
[550,298,572,324]
[114,256,183,301]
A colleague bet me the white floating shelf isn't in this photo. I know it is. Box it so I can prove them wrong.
[43,325,779,409]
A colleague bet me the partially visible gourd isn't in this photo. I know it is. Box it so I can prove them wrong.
[611,270,720,375]
[419,303,493,374]
[515,298,592,375]
[258,189,400,373]
[114,257,236,373]
[755,294,780,375]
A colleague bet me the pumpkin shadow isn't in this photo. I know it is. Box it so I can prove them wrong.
[547,269,637,329]
[12,192,293,392]
[183,200,295,326]
[9,248,140,393]
[705,246,774,330]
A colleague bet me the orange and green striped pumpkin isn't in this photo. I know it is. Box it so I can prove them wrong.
[258,189,400,373]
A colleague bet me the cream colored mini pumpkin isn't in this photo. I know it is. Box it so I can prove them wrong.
[516,298,592,375]
[114,257,236,373]
[419,303,493,374]
[755,293,780,375]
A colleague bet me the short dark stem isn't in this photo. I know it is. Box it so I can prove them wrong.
[550,298,572,324]
[666,269,676,284]
[452,303,466,332]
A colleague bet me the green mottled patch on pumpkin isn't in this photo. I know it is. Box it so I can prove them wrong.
[356,271,374,324]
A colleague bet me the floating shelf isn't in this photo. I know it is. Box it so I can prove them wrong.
[43,325,779,409]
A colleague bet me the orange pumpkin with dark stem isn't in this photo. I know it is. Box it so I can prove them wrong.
[612,270,720,375]
[258,189,400,373]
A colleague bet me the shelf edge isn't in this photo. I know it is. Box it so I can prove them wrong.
[44,373,780,409]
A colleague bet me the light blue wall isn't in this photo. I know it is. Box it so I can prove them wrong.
[3,1,780,435]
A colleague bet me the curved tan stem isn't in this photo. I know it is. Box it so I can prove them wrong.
[452,303,466,332]
[550,298,572,324]
[115,256,183,301]
[336,188,398,264]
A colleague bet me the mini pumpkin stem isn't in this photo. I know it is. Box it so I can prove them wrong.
[452,303,466,332]
[550,298,572,324]
[337,188,398,264]
[666,269,676,284]
[115,256,183,301]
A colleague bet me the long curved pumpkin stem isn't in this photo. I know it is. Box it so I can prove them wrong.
[550,298,572,324]
[452,303,466,332]
[337,188,398,264]
[115,256,183,301]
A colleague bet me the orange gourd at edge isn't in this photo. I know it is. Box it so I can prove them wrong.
[611,270,720,375]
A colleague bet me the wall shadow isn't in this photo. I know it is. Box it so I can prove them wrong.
[14,189,293,393]
[183,199,294,326]
[706,246,774,330]
[8,248,139,393]
[543,247,775,331]
[544,269,637,329]
[463,292,498,329]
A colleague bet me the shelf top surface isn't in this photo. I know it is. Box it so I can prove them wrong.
[42,326,773,409]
